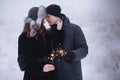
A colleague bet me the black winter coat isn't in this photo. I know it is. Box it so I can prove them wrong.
[53,14,88,80]
[18,31,63,80]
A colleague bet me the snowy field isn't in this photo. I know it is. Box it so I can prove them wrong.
[0,0,120,80]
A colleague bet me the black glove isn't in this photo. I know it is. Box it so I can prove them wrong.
[63,51,75,63]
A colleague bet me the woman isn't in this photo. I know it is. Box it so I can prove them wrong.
[18,6,56,80]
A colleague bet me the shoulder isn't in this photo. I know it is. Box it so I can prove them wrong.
[65,23,82,32]
[18,32,28,42]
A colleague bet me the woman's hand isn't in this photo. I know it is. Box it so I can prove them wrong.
[43,64,55,72]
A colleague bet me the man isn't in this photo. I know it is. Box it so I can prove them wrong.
[46,4,88,80]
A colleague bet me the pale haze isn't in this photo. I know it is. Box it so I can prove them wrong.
[0,0,120,80]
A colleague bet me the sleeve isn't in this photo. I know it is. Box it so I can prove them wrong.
[54,30,64,47]
[17,33,48,75]
[71,26,88,61]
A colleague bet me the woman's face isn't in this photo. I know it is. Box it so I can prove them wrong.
[46,14,58,25]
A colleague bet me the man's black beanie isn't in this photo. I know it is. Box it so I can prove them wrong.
[46,4,61,18]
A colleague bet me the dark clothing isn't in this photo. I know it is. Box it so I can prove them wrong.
[18,32,58,80]
[18,13,88,80]
[49,25,64,50]
[53,14,88,80]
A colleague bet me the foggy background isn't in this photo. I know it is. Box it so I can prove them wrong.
[0,0,120,80]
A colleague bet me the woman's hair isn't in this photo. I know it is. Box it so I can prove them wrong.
[22,19,47,43]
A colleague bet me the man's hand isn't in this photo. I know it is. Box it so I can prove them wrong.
[57,20,63,30]
[63,52,75,63]
[43,64,55,72]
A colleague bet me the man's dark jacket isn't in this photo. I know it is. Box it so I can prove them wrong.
[54,14,88,80]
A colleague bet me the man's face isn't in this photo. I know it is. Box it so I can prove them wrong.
[46,14,58,25]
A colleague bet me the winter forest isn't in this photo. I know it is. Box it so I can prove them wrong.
[0,0,120,80]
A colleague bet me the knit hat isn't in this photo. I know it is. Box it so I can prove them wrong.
[46,4,61,17]
[24,5,46,37]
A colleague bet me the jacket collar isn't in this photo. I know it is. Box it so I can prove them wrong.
[60,14,70,26]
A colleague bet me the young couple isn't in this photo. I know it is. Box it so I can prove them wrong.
[18,4,88,80]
